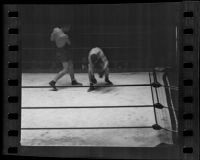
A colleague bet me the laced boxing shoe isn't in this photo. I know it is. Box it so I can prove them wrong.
[49,80,57,91]
[105,78,113,85]
[71,80,82,85]
[88,83,95,92]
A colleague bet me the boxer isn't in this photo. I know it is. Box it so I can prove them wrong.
[88,47,113,92]
[49,25,82,91]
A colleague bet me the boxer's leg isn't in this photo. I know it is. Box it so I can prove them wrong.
[49,62,68,90]
[68,60,82,85]
[54,62,68,82]
[67,60,75,81]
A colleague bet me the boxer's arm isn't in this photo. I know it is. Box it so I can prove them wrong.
[88,57,94,75]
[99,51,109,70]
[88,55,96,83]
[103,60,109,70]
[50,32,55,41]
[65,37,71,45]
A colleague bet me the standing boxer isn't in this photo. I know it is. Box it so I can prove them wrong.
[88,47,113,92]
[49,25,82,91]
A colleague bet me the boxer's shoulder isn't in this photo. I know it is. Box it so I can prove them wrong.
[53,27,61,32]
[90,47,101,53]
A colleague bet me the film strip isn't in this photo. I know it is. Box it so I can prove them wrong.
[180,2,199,160]
[5,5,20,154]
[3,2,199,160]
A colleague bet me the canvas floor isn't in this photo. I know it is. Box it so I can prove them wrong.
[21,72,177,147]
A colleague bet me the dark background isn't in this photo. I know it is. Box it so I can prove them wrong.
[19,3,179,73]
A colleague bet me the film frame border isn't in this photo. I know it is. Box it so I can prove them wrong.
[3,2,199,159]
[3,4,21,155]
[180,1,199,160]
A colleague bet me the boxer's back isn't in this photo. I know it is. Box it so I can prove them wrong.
[51,27,69,48]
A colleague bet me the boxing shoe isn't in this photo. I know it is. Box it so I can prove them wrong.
[49,80,57,91]
[105,79,113,85]
[87,83,95,92]
[71,80,82,85]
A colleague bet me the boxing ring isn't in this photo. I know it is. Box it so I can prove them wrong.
[21,70,178,147]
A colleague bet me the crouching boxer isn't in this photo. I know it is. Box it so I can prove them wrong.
[88,47,113,92]
[49,25,82,91]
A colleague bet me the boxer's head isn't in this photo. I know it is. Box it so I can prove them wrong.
[91,54,98,64]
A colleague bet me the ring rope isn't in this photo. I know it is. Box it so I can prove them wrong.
[21,126,153,130]
[161,127,178,133]
[22,84,150,88]
[21,105,153,109]
[22,84,178,90]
